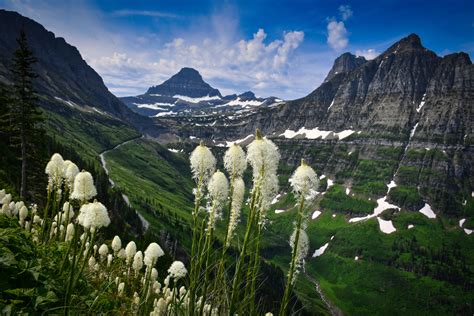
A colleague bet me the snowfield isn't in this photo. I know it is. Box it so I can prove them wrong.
[418,203,436,219]
[280,127,356,140]
[377,217,397,234]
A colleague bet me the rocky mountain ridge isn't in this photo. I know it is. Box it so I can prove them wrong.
[120,67,281,117]
[0,9,149,128]
[161,34,472,145]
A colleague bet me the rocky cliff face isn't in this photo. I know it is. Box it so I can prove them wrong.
[166,34,472,144]
[324,52,367,82]
[0,9,151,130]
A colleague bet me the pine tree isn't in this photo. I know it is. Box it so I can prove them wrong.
[0,81,12,142]
[10,30,44,200]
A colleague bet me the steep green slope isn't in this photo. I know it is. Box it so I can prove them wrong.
[98,135,474,315]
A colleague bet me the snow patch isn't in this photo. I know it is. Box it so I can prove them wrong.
[354,256,359,261]
[459,218,466,227]
[280,127,356,140]
[92,107,107,115]
[225,134,254,147]
[54,97,79,108]
[220,97,263,107]
[312,211,322,220]
[135,102,174,110]
[408,224,414,229]
[410,122,419,138]
[312,243,329,257]
[327,179,334,189]
[464,229,473,235]
[173,94,221,103]
[328,99,335,110]
[387,180,397,193]
[349,196,400,222]
[416,93,426,113]
[271,194,281,205]
[275,209,285,214]
[153,111,175,117]
[168,148,180,153]
[377,217,397,234]
[332,214,336,218]
[419,203,436,219]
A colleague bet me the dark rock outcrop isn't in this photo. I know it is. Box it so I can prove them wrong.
[324,52,367,82]
[146,67,221,98]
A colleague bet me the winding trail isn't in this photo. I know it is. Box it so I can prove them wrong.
[98,135,150,231]
[304,272,344,316]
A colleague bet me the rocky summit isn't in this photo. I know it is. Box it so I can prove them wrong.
[146,67,221,98]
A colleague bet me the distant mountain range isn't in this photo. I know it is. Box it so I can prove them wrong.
[120,67,282,117]
[161,33,473,146]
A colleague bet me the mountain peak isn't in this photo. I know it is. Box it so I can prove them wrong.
[324,52,367,82]
[238,91,256,100]
[174,67,203,80]
[383,33,425,55]
[146,67,221,98]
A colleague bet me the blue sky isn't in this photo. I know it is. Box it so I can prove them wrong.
[1,0,473,99]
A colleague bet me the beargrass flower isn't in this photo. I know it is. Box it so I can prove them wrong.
[111,236,122,253]
[247,129,280,180]
[70,171,97,202]
[62,202,74,223]
[289,228,309,282]
[77,201,110,230]
[118,282,125,296]
[19,205,28,224]
[208,171,229,207]
[224,144,247,178]
[107,254,113,267]
[45,153,65,192]
[289,160,319,201]
[132,251,143,272]
[99,244,108,258]
[65,223,74,241]
[125,241,137,264]
[117,248,126,259]
[207,170,229,229]
[64,160,79,190]
[226,177,245,246]
[151,268,158,281]
[247,129,280,218]
[88,256,96,269]
[189,142,216,184]
[1,204,9,216]
[144,242,164,267]
[167,261,187,280]
[1,193,11,205]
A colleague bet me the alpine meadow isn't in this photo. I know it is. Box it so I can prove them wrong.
[0,1,473,315]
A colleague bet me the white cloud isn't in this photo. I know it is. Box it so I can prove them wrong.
[338,5,353,21]
[90,28,306,98]
[355,48,379,60]
[111,10,178,18]
[0,0,335,99]
[327,21,349,51]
